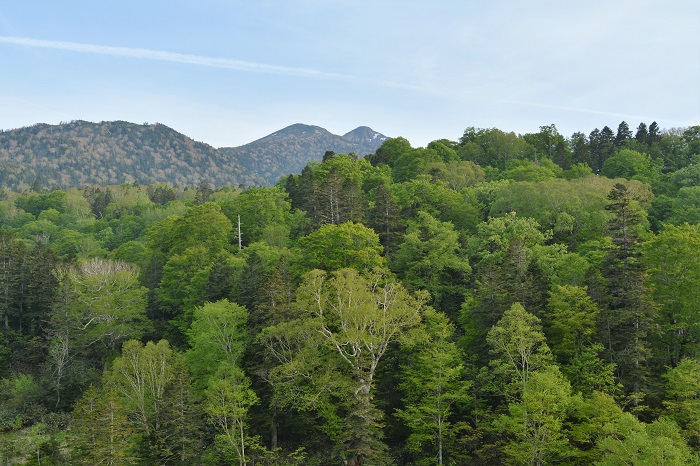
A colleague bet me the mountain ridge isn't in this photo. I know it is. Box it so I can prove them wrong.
[218,123,388,185]
[0,120,389,190]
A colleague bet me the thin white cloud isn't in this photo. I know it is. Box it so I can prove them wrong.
[0,35,433,94]
[501,100,681,126]
[0,36,341,78]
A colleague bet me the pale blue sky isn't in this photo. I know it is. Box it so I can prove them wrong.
[1,1,698,148]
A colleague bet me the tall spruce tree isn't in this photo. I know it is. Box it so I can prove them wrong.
[600,183,654,398]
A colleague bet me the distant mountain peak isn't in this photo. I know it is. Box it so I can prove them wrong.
[268,123,330,139]
[0,119,389,190]
[219,124,389,185]
[343,126,389,145]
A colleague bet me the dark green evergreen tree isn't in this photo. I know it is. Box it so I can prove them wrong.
[647,121,661,146]
[635,122,649,144]
[600,183,654,398]
[614,121,632,147]
[367,182,405,255]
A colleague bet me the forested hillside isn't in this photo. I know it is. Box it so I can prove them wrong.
[218,123,388,185]
[1,120,700,465]
[0,120,265,189]
[0,121,387,191]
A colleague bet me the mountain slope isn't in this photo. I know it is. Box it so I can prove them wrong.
[0,121,388,190]
[218,123,389,185]
[0,120,265,190]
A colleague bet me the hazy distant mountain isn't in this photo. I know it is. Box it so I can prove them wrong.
[218,123,389,185]
[0,120,265,190]
[342,126,388,146]
[0,120,388,191]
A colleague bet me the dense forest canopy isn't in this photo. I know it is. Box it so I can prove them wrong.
[1,120,700,465]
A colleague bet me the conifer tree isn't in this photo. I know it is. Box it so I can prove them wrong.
[600,183,654,397]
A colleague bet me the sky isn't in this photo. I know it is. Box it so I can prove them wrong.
[0,1,698,148]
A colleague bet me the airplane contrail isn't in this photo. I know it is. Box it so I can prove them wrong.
[0,36,432,93]
[0,36,342,78]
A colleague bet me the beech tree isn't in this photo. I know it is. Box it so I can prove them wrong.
[265,268,426,464]
[644,224,700,367]
[595,414,698,465]
[46,259,148,408]
[107,339,184,462]
[297,221,385,272]
[391,211,471,316]
[663,358,700,447]
[485,302,553,398]
[495,367,573,466]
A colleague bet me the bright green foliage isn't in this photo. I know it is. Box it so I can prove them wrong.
[218,186,298,247]
[396,307,471,465]
[473,212,551,261]
[563,162,595,180]
[663,358,700,446]
[495,366,573,465]
[563,344,619,396]
[4,120,700,463]
[297,221,384,272]
[489,178,616,247]
[531,244,590,287]
[486,303,553,396]
[391,211,471,315]
[107,339,201,464]
[108,340,175,441]
[157,246,215,312]
[292,154,375,229]
[109,240,147,264]
[260,312,345,418]
[15,190,68,217]
[185,299,256,465]
[63,259,148,352]
[424,160,485,191]
[167,202,233,255]
[545,285,598,362]
[644,224,700,366]
[459,127,534,170]
[186,299,248,387]
[427,139,460,163]
[466,213,551,333]
[369,136,413,167]
[393,176,482,233]
[568,391,624,462]
[46,259,148,408]
[668,186,700,224]
[0,373,43,427]
[267,268,425,463]
[205,363,258,466]
[502,158,562,182]
[601,149,659,182]
[145,202,237,337]
[392,147,442,182]
[595,414,698,466]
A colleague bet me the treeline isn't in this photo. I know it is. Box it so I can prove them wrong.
[0,121,699,464]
